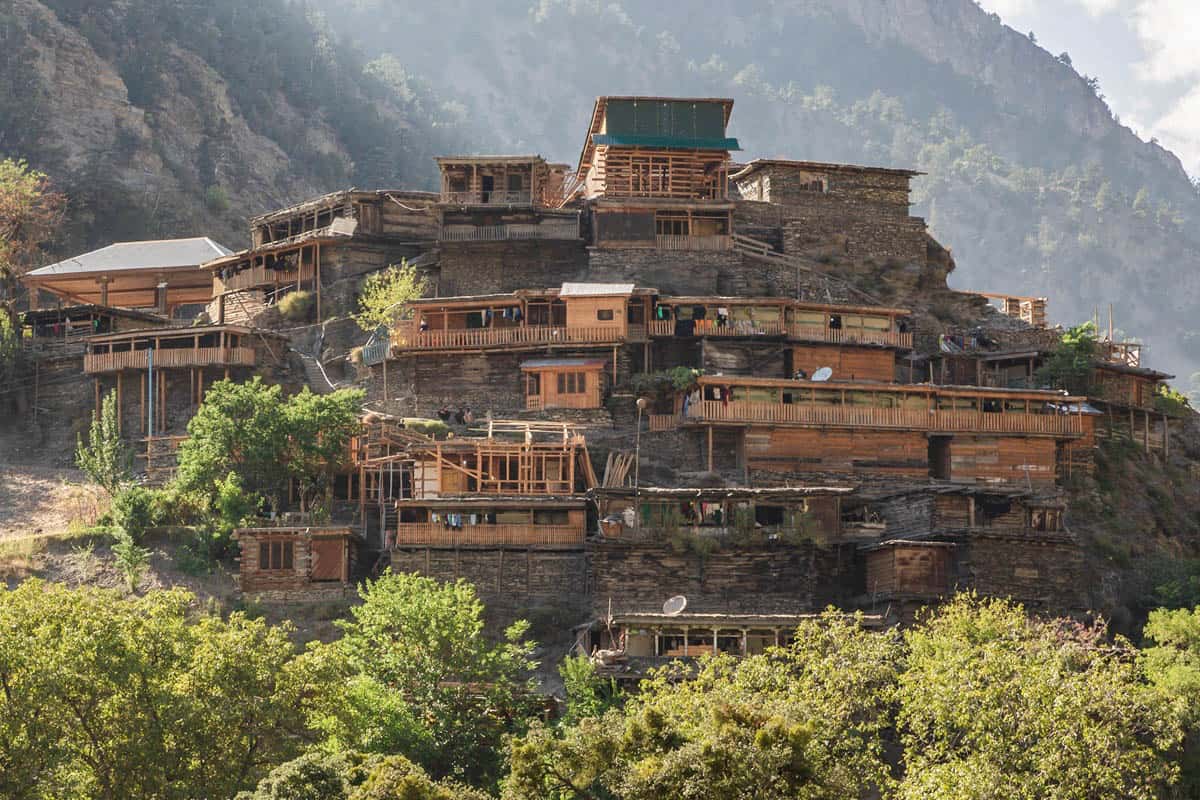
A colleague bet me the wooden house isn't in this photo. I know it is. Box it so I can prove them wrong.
[591,486,853,543]
[83,324,285,435]
[436,155,581,243]
[731,159,919,214]
[863,540,955,599]
[23,238,231,318]
[19,305,168,356]
[234,526,362,599]
[680,375,1085,482]
[521,358,607,410]
[391,283,651,355]
[577,97,739,251]
[205,189,439,323]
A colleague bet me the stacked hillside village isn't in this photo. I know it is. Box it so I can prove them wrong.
[17,97,1178,670]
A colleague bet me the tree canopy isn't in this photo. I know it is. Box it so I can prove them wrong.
[353,262,427,332]
[173,377,364,511]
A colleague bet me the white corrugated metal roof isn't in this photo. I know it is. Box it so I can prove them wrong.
[558,282,635,297]
[27,237,233,276]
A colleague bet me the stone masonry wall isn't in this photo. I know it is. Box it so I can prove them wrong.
[390,545,588,609]
[438,240,589,296]
[588,539,857,615]
[958,534,1088,612]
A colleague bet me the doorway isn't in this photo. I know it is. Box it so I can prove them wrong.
[928,436,952,480]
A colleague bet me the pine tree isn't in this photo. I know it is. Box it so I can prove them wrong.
[75,390,133,494]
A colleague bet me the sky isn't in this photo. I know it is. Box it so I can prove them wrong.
[979,0,1200,177]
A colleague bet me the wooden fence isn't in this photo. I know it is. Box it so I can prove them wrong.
[84,347,256,373]
[395,324,623,351]
[685,400,1083,436]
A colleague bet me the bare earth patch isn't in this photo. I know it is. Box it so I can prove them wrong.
[0,466,104,540]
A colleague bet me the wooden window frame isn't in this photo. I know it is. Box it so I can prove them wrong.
[258,539,295,572]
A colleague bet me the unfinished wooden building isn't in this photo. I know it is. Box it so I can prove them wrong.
[205,189,439,324]
[577,97,739,251]
[83,324,287,437]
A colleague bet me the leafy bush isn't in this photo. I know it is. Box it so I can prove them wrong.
[278,290,315,322]
[110,485,168,542]
[1036,321,1099,395]
[111,530,150,592]
[402,417,450,438]
[1156,384,1191,416]
[205,184,231,213]
[354,262,427,332]
[75,390,133,494]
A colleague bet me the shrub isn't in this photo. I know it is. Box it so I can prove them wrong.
[279,290,315,322]
[205,184,231,213]
[111,530,150,593]
[1156,384,1191,416]
[354,262,427,331]
[1036,322,1099,395]
[110,486,168,542]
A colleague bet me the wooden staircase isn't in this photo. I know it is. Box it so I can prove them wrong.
[731,233,884,306]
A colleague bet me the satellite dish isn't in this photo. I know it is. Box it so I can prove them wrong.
[662,595,688,616]
[812,367,833,382]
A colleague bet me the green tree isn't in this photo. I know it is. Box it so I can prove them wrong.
[75,389,134,494]
[898,595,1181,800]
[174,379,362,511]
[506,611,899,800]
[1036,321,1099,395]
[237,750,494,800]
[110,529,151,593]
[1142,607,1200,798]
[0,581,315,799]
[309,572,539,787]
[283,386,365,512]
[0,158,65,298]
[353,262,427,332]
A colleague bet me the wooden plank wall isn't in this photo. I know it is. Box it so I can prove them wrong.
[791,344,896,382]
[746,427,928,477]
[948,436,1057,484]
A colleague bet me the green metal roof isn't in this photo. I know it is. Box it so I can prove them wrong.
[591,134,740,151]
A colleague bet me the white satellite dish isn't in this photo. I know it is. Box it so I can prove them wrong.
[662,595,688,616]
[812,366,833,382]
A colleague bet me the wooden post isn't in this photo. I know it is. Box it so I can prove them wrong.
[707,426,714,472]
[682,626,689,657]
[115,372,122,434]
[712,628,719,655]
[315,242,322,323]
[140,372,145,435]
[32,360,38,425]
[160,371,167,433]
[94,378,100,418]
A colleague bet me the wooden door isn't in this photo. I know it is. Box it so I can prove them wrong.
[310,539,343,582]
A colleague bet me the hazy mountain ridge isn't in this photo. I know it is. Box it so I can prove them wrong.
[3,0,1199,381]
[0,0,470,254]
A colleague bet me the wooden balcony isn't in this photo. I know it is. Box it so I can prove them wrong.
[394,324,625,352]
[84,346,256,374]
[440,220,580,242]
[655,234,732,251]
[647,319,912,348]
[683,400,1083,437]
[219,262,315,294]
[392,522,583,547]
[647,414,678,432]
[441,190,533,206]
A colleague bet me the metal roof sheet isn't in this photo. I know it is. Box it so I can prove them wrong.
[520,358,608,370]
[558,282,635,297]
[28,237,233,277]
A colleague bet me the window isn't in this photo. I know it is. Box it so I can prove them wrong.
[507,173,523,192]
[258,540,294,572]
[557,372,587,394]
[597,308,615,321]
[655,212,689,236]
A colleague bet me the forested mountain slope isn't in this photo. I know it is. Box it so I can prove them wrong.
[0,0,470,253]
[314,0,1200,382]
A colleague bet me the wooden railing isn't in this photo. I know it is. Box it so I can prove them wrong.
[441,190,532,206]
[1100,341,1142,368]
[440,221,580,242]
[647,414,678,432]
[646,319,912,348]
[655,234,732,251]
[788,325,913,349]
[84,346,256,373]
[684,400,1083,436]
[395,324,624,351]
[219,262,315,294]
[392,522,583,547]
